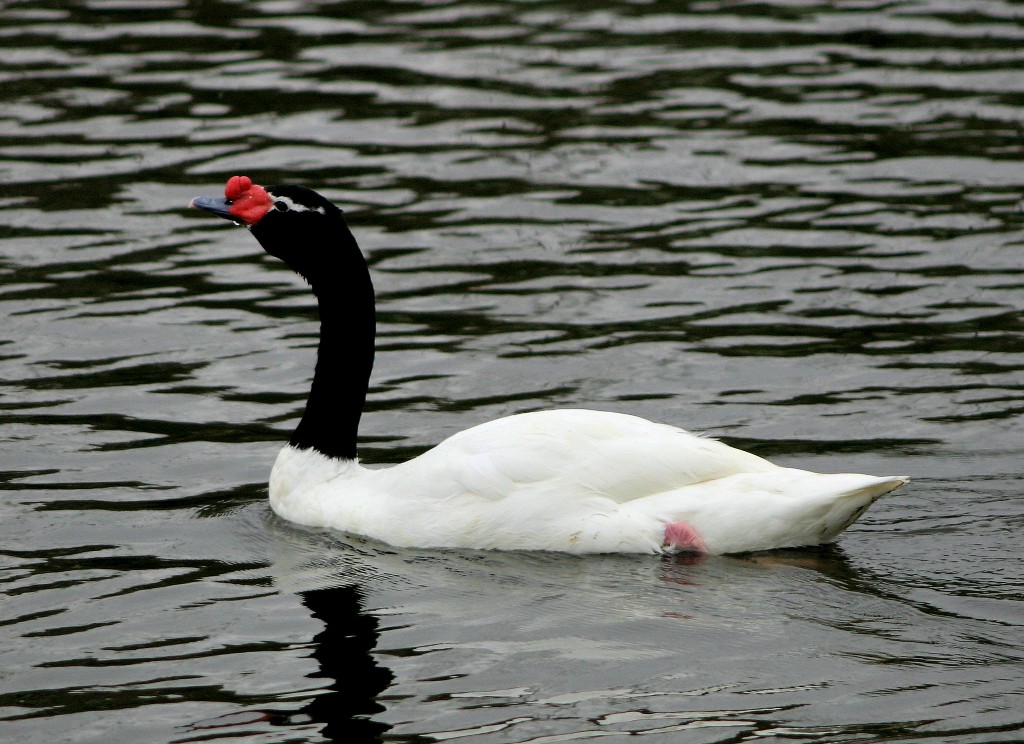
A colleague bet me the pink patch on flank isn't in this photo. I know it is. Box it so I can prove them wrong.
[663,522,707,553]
[224,175,272,225]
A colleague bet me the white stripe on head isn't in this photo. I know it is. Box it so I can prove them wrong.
[272,195,326,214]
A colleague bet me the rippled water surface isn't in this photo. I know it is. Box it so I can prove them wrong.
[2,0,1023,741]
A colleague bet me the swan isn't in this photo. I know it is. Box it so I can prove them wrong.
[189,175,908,554]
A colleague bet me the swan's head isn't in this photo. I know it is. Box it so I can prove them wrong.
[190,176,355,283]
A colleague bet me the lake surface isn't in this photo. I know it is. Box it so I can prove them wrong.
[1,0,1022,741]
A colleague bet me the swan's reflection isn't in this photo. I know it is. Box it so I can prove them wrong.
[299,584,393,741]
[184,582,392,741]
[189,515,911,742]
[185,515,395,741]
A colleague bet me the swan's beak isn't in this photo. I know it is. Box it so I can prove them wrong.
[189,196,236,221]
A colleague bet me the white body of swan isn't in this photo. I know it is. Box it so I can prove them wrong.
[269,409,907,554]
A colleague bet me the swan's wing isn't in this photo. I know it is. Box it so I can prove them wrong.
[384,409,777,503]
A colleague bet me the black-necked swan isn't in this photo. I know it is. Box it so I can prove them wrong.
[189,175,908,554]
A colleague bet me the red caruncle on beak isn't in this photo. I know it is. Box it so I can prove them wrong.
[225,175,273,225]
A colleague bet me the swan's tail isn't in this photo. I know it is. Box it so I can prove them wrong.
[632,470,910,554]
[742,470,909,551]
[810,473,909,540]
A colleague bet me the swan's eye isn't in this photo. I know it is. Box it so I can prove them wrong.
[274,200,288,212]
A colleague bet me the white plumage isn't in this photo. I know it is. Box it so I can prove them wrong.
[269,409,907,554]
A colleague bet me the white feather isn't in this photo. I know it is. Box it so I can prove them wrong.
[268,409,907,554]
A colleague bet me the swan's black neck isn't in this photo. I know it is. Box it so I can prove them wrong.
[292,280,375,460]
[252,209,375,461]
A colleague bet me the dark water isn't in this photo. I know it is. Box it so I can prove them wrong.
[2,0,1022,741]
